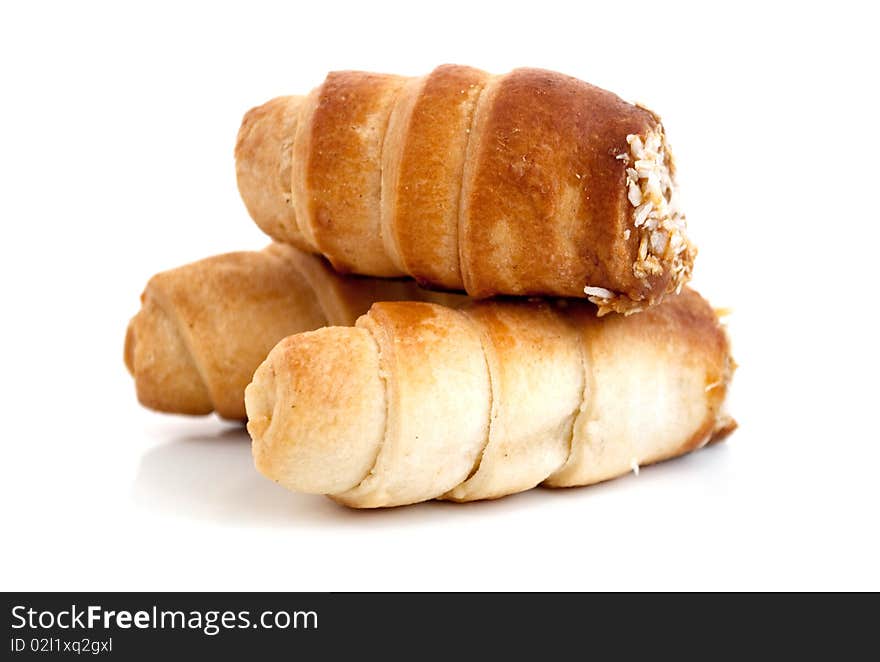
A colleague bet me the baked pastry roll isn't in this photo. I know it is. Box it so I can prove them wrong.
[236,65,695,314]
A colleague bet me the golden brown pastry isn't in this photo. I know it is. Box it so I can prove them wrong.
[124,243,464,419]
[236,65,694,314]
[246,288,735,507]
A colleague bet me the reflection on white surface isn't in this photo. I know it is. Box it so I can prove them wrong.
[132,425,340,525]
[131,422,734,527]
[131,424,537,526]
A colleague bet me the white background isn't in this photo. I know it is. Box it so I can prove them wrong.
[1,1,877,591]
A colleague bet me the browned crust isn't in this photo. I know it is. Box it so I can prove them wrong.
[126,248,327,420]
[123,320,136,375]
[236,66,694,308]
[266,242,469,326]
[459,68,662,299]
[708,417,738,444]
[235,96,309,249]
[297,71,408,276]
[126,284,214,417]
[383,64,490,289]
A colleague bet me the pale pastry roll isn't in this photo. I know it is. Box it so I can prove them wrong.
[247,288,735,507]
[235,96,310,251]
[544,295,735,486]
[125,243,465,420]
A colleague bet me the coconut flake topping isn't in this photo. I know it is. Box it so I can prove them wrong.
[585,124,695,316]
